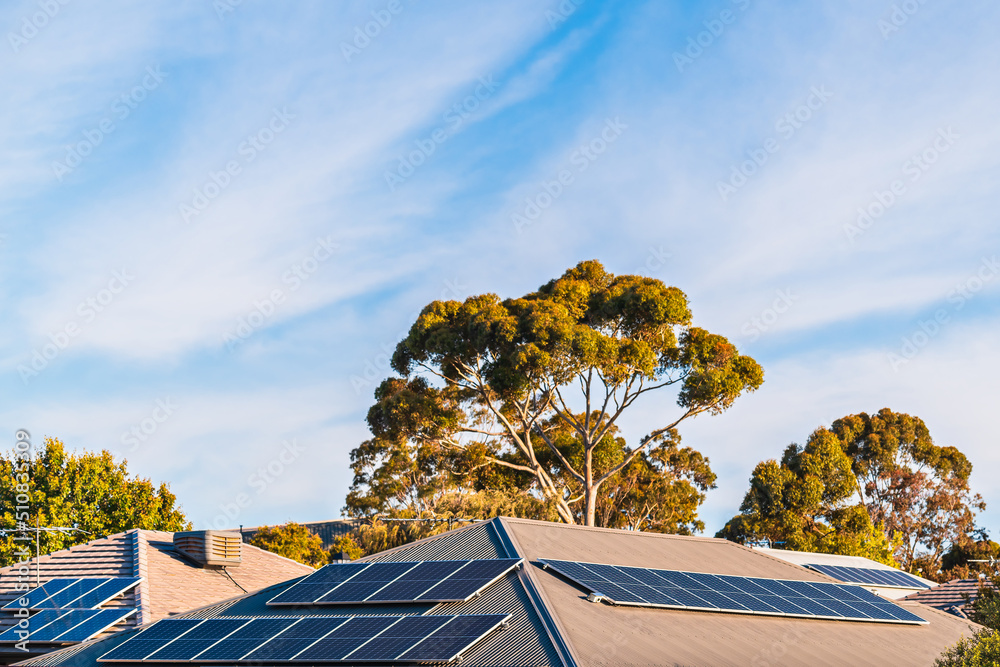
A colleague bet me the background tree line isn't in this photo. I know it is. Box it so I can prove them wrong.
[2,262,992,589]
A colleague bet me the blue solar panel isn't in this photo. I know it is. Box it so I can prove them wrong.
[242,617,350,661]
[97,618,204,662]
[144,619,250,661]
[266,563,371,604]
[66,578,142,609]
[540,559,928,625]
[268,559,521,605]
[194,618,299,661]
[293,616,401,661]
[0,611,70,642]
[399,615,508,662]
[805,563,930,589]
[54,609,136,642]
[96,615,509,663]
[2,579,79,610]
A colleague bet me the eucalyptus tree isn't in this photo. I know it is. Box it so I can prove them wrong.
[348,260,763,528]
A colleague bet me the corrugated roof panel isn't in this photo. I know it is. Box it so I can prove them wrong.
[430,571,562,667]
[367,521,507,562]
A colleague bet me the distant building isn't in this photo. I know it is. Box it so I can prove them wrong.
[17,518,976,667]
[0,529,312,665]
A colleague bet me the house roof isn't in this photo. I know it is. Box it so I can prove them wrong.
[903,578,994,617]
[16,519,980,667]
[0,529,312,663]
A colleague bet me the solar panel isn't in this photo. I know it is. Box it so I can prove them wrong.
[21,610,101,641]
[0,611,74,642]
[540,559,928,625]
[241,617,350,661]
[2,579,79,610]
[266,558,522,605]
[1,577,142,610]
[399,614,510,662]
[193,618,299,661]
[53,608,136,642]
[97,615,510,663]
[67,578,142,608]
[97,618,203,662]
[805,563,931,589]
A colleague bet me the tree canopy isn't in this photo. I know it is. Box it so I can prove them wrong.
[0,437,190,566]
[346,260,760,528]
[718,409,985,574]
[247,522,328,567]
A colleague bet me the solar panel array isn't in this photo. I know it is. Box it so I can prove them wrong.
[268,559,521,605]
[0,608,135,643]
[2,577,142,610]
[804,563,931,589]
[540,559,927,625]
[97,614,509,663]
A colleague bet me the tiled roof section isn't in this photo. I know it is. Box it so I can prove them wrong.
[903,578,994,614]
[0,529,313,636]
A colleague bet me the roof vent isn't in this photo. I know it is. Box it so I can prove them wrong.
[586,592,606,604]
[173,530,242,567]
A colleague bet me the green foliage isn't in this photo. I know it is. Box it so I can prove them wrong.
[935,630,1000,667]
[348,261,760,528]
[0,437,190,566]
[248,522,328,567]
[328,534,364,561]
[968,576,1000,631]
[718,409,985,573]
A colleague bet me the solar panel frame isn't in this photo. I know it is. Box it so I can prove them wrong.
[540,559,928,625]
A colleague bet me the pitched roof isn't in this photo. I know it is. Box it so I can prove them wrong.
[0,529,312,662]
[903,578,994,617]
[15,519,981,667]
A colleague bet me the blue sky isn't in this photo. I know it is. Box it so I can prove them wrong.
[2,0,998,536]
